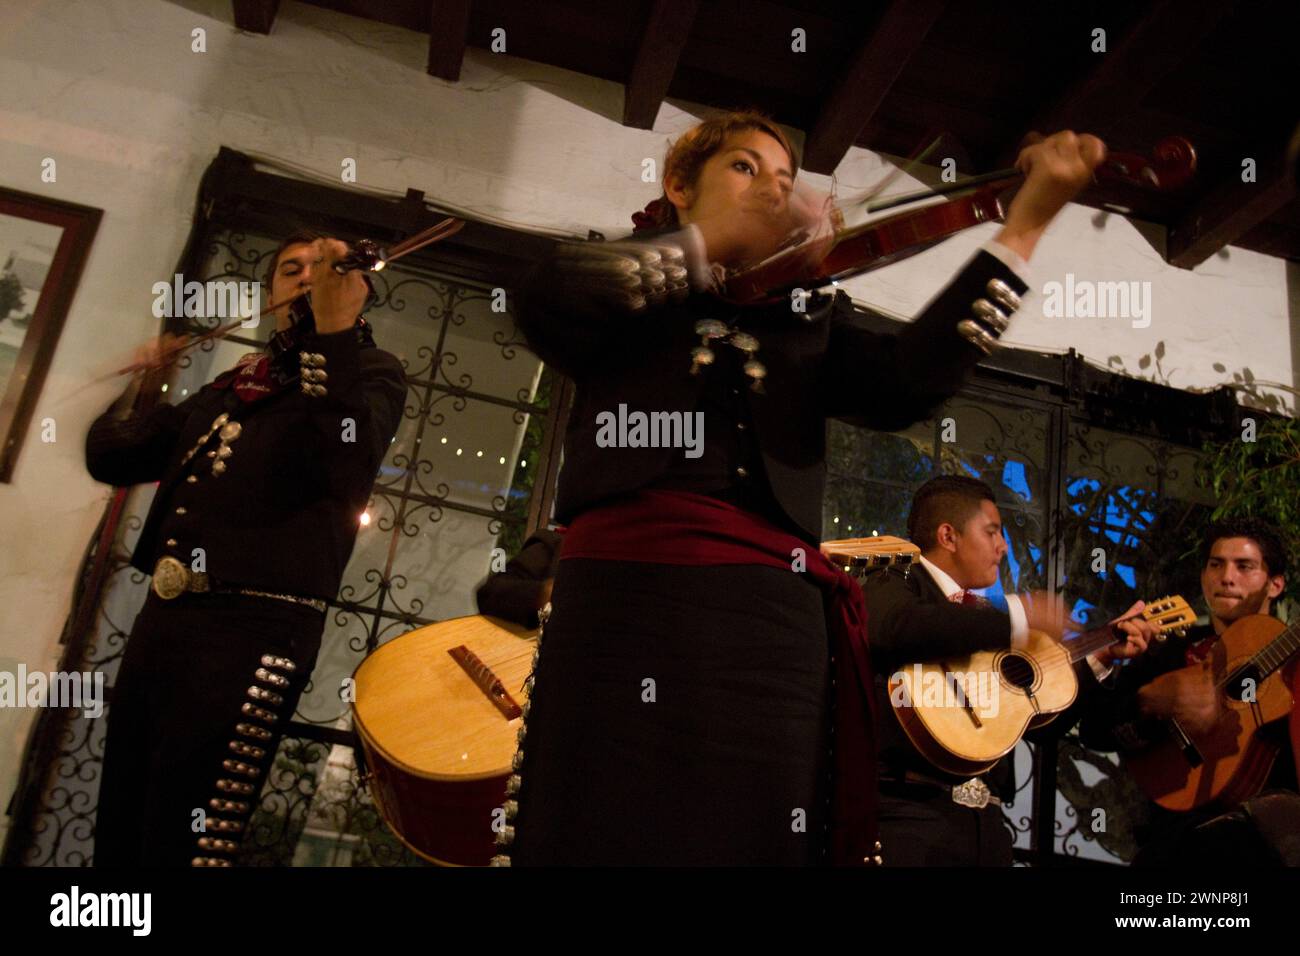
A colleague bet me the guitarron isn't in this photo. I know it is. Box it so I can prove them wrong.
[351,614,537,865]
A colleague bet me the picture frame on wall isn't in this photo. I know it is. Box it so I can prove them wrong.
[0,187,102,482]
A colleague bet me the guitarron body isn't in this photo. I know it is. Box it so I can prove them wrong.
[351,614,538,866]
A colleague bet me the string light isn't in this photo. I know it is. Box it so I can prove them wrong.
[359,511,371,527]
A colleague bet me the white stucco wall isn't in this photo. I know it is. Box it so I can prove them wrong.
[0,0,1295,845]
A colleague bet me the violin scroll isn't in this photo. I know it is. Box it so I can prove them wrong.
[333,238,389,274]
[1099,135,1197,191]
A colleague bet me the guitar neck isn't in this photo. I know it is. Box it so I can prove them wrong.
[1234,619,1300,684]
[1063,595,1194,663]
[1064,624,1123,664]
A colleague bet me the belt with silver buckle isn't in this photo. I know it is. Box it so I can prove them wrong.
[882,770,1001,809]
[151,557,326,613]
[950,777,999,809]
[151,556,209,600]
[222,587,327,614]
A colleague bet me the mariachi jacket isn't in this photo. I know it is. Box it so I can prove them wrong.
[516,231,1030,543]
[85,325,405,602]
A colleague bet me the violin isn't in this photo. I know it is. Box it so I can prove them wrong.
[113,218,464,379]
[723,136,1197,306]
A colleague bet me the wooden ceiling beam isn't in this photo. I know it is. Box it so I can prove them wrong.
[1167,152,1295,268]
[428,0,471,81]
[623,0,700,129]
[1000,0,1230,165]
[801,0,946,175]
[232,0,280,34]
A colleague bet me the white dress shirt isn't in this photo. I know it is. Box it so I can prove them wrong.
[917,554,1029,648]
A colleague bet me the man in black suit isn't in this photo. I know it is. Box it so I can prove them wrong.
[1080,517,1299,864]
[87,232,405,866]
[862,475,1156,865]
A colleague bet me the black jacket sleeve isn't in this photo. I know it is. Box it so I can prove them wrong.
[513,233,697,380]
[476,530,563,627]
[1076,640,1185,753]
[299,330,407,497]
[860,565,1013,674]
[85,391,201,487]
[821,248,1029,431]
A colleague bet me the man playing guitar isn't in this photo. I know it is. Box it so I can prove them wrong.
[862,475,1157,865]
[1080,517,1300,864]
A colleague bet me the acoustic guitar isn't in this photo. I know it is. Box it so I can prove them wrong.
[887,595,1196,776]
[351,614,537,866]
[1126,613,1299,811]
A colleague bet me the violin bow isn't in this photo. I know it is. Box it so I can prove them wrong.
[110,216,465,379]
[859,135,1198,216]
[848,133,945,209]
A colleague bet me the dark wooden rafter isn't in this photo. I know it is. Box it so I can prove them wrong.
[989,1,1246,265]
[801,0,946,175]
[276,0,1297,263]
[1001,0,1231,165]
[1168,151,1296,268]
[232,0,280,34]
[623,0,700,129]
[428,0,471,81]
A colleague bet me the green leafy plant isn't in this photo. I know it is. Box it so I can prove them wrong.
[1195,413,1300,605]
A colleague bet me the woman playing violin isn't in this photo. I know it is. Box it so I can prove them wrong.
[501,111,1104,866]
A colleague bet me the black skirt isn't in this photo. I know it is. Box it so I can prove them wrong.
[508,557,831,865]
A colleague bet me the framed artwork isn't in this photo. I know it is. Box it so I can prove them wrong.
[0,187,102,482]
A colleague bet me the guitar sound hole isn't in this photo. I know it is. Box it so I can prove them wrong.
[999,653,1035,689]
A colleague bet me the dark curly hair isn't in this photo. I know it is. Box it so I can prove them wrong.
[1201,516,1289,578]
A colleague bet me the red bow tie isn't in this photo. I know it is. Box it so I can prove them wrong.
[950,589,991,608]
